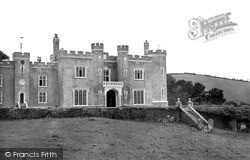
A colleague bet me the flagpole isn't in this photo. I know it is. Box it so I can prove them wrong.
[20,37,23,53]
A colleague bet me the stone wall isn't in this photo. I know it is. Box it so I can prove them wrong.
[0,61,15,107]
[29,66,58,107]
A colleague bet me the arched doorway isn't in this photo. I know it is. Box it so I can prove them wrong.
[20,93,24,104]
[106,90,117,107]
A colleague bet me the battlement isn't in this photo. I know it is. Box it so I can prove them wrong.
[146,49,167,55]
[13,52,30,59]
[117,45,129,53]
[128,54,153,61]
[0,60,14,67]
[91,43,104,51]
[107,56,117,61]
[30,61,57,68]
[57,50,93,59]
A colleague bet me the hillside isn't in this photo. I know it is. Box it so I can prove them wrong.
[169,73,250,104]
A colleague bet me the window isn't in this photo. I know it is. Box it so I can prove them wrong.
[38,75,47,87]
[75,66,87,78]
[124,91,128,101]
[124,70,127,77]
[103,70,109,81]
[161,68,165,77]
[0,74,2,87]
[134,69,144,80]
[0,92,2,104]
[161,88,164,98]
[74,90,87,106]
[103,54,108,60]
[20,60,25,74]
[38,91,47,103]
[134,90,145,105]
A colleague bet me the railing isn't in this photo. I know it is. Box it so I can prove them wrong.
[17,102,21,108]
[189,106,209,124]
[103,81,123,87]
[24,101,28,108]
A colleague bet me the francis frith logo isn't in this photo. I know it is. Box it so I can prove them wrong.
[188,12,237,41]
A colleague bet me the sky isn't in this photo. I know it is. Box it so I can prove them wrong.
[0,0,249,80]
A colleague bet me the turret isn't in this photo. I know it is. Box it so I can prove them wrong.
[51,33,60,62]
[91,43,104,53]
[53,33,60,54]
[144,40,149,55]
[117,45,129,55]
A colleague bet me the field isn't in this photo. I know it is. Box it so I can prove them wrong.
[170,73,250,104]
[0,117,249,160]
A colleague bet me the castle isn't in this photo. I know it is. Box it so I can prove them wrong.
[0,34,168,108]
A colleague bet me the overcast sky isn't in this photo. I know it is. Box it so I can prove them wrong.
[0,0,249,80]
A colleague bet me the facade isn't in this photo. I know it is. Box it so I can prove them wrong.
[0,34,168,108]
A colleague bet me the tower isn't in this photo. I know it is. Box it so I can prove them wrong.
[13,52,30,107]
[52,33,60,62]
[117,45,129,105]
[91,43,104,105]
[91,43,104,83]
[144,40,149,55]
[53,33,60,54]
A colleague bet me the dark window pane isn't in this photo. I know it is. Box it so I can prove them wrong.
[141,91,144,104]
[75,91,78,105]
[134,91,137,104]
[76,67,79,77]
[79,90,82,105]
[83,67,85,77]
[83,90,86,105]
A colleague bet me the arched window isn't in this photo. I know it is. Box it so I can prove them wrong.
[75,90,79,105]
[0,92,2,104]
[74,89,87,106]
[0,74,2,87]
[134,90,145,104]
[161,68,165,77]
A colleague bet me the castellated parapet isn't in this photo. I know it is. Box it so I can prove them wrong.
[0,60,14,67]
[29,61,57,68]
[117,45,129,54]
[57,49,94,59]
[145,49,167,56]
[91,43,104,52]
[12,52,30,59]
[127,54,153,61]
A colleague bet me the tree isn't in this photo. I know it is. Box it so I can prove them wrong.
[167,75,177,105]
[0,50,9,62]
[167,75,194,105]
[192,83,206,104]
[206,88,226,105]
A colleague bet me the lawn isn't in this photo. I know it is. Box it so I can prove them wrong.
[0,117,249,160]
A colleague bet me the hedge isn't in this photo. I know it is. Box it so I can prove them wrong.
[0,107,182,122]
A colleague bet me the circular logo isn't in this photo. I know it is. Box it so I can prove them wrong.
[19,79,25,85]
[5,152,11,157]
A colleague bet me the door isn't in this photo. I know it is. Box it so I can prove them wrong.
[106,90,116,107]
[20,93,24,104]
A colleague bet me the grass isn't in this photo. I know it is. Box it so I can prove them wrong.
[0,117,249,160]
